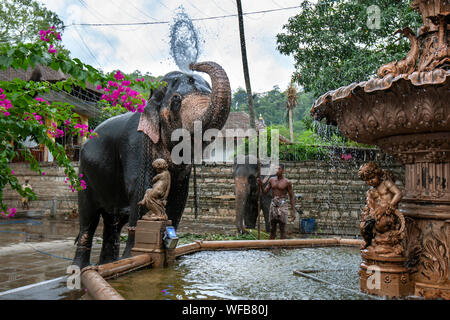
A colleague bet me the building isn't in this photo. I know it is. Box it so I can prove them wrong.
[204,111,290,163]
[0,64,102,162]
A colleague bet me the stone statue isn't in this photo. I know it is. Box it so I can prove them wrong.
[358,162,406,257]
[138,159,171,221]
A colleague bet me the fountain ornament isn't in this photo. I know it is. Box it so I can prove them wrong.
[169,7,200,73]
[310,0,450,299]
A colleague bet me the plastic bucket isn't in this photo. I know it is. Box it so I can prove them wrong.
[301,218,316,233]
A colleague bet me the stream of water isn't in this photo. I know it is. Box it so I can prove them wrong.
[169,6,200,72]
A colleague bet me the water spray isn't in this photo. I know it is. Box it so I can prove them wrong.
[169,7,200,73]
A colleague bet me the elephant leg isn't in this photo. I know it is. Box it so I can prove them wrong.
[99,211,120,265]
[122,192,141,259]
[73,193,101,269]
[234,176,249,234]
[244,175,258,229]
[99,211,129,264]
[166,171,191,230]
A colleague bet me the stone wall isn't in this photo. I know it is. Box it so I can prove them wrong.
[184,160,405,236]
[3,160,405,236]
[2,162,80,216]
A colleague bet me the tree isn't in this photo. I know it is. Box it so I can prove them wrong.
[286,83,298,143]
[0,0,64,44]
[0,27,164,217]
[276,0,422,97]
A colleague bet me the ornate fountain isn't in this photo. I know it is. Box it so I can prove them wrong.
[311,0,449,299]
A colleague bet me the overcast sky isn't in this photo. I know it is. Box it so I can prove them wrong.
[41,0,301,93]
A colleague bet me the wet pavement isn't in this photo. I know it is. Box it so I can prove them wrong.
[0,214,105,298]
[0,213,236,299]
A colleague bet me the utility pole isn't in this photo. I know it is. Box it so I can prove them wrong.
[236,0,261,239]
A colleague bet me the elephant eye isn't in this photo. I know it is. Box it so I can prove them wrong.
[188,77,195,85]
[170,94,182,111]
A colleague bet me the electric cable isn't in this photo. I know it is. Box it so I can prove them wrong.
[64,5,303,27]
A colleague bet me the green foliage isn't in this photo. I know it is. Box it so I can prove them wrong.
[0,0,69,55]
[231,86,315,126]
[276,0,422,97]
[177,230,270,245]
[89,71,162,129]
[0,31,165,215]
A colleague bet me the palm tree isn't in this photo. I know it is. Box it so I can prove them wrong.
[286,82,298,143]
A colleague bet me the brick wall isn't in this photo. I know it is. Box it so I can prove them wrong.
[183,160,405,236]
[3,159,405,236]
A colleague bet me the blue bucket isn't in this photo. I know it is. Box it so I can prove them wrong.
[301,218,315,233]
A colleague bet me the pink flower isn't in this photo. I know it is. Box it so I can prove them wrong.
[35,97,49,105]
[9,208,16,214]
[114,71,125,81]
[42,172,46,176]
[11,170,14,175]
[48,45,57,54]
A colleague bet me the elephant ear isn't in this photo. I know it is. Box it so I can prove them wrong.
[138,85,167,144]
[138,104,160,144]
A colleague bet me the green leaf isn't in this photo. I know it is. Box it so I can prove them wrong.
[0,55,13,68]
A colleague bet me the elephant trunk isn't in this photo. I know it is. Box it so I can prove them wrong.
[189,61,231,131]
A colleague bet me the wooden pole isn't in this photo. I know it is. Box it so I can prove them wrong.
[236,0,261,239]
[193,162,198,219]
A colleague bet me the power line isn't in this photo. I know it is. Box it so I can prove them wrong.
[73,25,103,68]
[64,5,302,28]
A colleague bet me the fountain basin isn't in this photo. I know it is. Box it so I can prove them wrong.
[80,238,365,300]
[108,247,364,300]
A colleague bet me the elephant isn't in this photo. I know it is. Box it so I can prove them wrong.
[233,155,276,234]
[233,156,303,234]
[72,61,231,269]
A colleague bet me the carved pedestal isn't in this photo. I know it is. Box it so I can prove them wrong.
[131,220,175,268]
[360,251,413,298]
[401,201,450,299]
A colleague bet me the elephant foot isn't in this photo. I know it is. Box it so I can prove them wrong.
[99,242,120,265]
[122,246,132,259]
[72,245,92,269]
[122,229,135,259]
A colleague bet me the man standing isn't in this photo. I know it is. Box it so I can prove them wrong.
[258,164,296,239]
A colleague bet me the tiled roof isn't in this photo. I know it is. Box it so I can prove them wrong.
[221,111,265,134]
[221,111,290,143]
[0,64,102,93]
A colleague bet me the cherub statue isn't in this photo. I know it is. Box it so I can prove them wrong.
[358,162,406,257]
[138,159,171,221]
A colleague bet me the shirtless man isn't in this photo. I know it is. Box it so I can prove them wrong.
[258,164,296,239]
